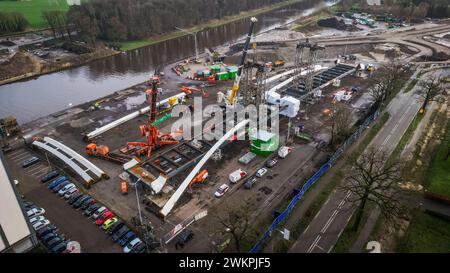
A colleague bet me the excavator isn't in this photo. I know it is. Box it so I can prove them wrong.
[188,169,208,190]
[228,17,258,105]
[126,75,178,159]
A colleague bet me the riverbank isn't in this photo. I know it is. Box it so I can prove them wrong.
[119,0,312,51]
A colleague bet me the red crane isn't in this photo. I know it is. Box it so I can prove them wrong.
[127,75,178,159]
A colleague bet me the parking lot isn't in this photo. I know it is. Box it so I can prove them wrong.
[5,147,122,253]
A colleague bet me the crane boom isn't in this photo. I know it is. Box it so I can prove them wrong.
[228,17,258,105]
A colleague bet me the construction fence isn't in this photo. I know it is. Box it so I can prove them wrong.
[249,109,381,253]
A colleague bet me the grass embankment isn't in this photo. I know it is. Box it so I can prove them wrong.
[388,113,424,163]
[0,0,69,29]
[396,211,450,252]
[270,112,390,252]
[120,0,307,51]
[425,119,450,198]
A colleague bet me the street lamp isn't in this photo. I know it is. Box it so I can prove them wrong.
[175,26,199,62]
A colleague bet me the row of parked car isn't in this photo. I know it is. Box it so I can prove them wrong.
[23,200,72,253]
[214,147,293,198]
[42,170,147,253]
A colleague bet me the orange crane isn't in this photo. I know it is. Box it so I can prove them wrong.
[127,75,178,159]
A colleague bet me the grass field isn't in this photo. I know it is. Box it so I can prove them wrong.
[0,0,69,29]
[426,119,450,198]
[396,211,450,252]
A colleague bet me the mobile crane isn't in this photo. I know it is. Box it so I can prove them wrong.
[228,17,258,105]
[127,75,178,159]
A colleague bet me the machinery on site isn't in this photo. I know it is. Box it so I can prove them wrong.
[228,17,258,105]
[180,86,209,98]
[127,75,179,159]
[188,170,208,190]
[85,143,133,164]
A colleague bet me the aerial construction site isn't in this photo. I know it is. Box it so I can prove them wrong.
[1,0,450,256]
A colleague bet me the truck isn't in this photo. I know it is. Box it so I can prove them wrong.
[278,146,292,159]
[229,169,247,183]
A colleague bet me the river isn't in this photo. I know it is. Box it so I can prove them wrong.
[0,0,337,124]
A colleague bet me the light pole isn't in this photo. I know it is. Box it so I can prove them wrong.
[175,26,199,62]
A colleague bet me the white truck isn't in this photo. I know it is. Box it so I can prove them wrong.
[229,169,247,183]
[278,146,292,159]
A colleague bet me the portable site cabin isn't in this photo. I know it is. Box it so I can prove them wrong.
[250,130,279,157]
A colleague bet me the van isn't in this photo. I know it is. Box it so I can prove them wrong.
[229,169,247,183]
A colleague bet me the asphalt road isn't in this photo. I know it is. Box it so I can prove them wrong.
[289,68,440,253]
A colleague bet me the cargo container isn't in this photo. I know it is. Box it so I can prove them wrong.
[216,72,229,81]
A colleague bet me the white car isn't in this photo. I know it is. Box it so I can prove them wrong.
[32,219,50,231]
[29,215,45,225]
[124,238,142,253]
[27,207,45,218]
[58,183,76,196]
[92,206,107,220]
[214,184,229,198]
[64,187,79,199]
[255,168,268,178]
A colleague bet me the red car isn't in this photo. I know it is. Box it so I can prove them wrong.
[96,210,114,225]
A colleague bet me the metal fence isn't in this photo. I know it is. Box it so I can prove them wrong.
[249,110,381,253]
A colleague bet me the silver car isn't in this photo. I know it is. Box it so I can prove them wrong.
[58,183,76,196]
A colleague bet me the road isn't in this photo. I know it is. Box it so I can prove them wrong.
[289,68,446,253]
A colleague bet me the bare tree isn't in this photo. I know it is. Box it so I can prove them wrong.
[369,62,411,108]
[214,203,251,252]
[415,75,446,111]
[340,148,404,231]
[330,102,352,146]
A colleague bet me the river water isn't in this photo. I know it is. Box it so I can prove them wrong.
[0,0,336,124]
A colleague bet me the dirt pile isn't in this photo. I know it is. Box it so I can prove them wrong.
[0,52,41,81]
[317,17,359,32]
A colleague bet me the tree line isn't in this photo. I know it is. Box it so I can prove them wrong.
[67,0,290,43]
[0,12,28,34]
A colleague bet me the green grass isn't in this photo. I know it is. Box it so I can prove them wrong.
[425,119,450,198]
[404,78,419,93]
[388,113,424,164]
[0,0,69,29]
[332,203,373,253]
[396,211,450,253]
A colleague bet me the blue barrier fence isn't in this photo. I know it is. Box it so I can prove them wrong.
[249,110,380,253]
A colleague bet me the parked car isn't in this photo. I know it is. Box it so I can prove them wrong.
[46,236,64,248]
[255,168,268,178]
[29,215,45,225]
[214,184,229,198]
[52,181,70,193]
[41,170,59,183]
[64,187,79,199]
[124,238,142,253]
[265,158,278,168]
[41,232,58,244]
[22,157,39,168]
[102,217,119,230]
[68,192,83,205]
[32,219,50,231]
[92,206,107,220]
[36,225,57,238]
[130,242,147,253]
[58,183,76,196]
[80,197,96,210]
[177,229,194,246]
[84,204,100,217]
[51,241,68,253]
[108,220,125,235]
[48,176,68,190]
[244,176,257,189]
[112,226,130,242]
[96,211,114,226]
[119,231,136,247]
[72,195,90,209]
[26,207,45,218]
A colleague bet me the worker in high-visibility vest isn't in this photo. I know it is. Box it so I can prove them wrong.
[121,181,128,195]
